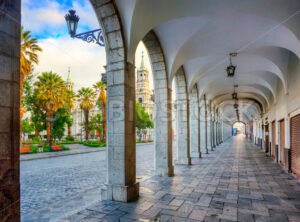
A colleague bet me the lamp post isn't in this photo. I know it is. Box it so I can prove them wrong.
[65,9,105,46]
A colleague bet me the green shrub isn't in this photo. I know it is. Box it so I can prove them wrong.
[82,142,106,147]
[29,145,39,153]
[28,135,35,140]
[65,136,75,141]
[61,144,70,150]
[32,137,40,142]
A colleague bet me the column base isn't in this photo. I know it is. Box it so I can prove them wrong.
[191,151,202,158]
[151,165,174,177]
[101,182,139,202]
[175,157,191,165]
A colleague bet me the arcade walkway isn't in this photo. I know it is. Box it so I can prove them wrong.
[65,136,300,222]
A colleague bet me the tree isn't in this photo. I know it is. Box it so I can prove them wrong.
[77,87,96,142]
[52,108,73,143]
[22,79,45,137]
[21,118,34,141]
[34,72,67,143]
[135,102,153,142]
[89,114,103,141]
[20,26,42,119]
[65,89,76,137]
[93,81,106,139]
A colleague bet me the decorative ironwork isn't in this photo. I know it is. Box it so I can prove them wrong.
[65,9,105,47]
[73,29,105,46]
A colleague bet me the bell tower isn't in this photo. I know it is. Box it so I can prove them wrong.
[136,51,153,115]
[66,67,74,91]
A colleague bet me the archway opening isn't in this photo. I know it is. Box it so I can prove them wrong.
[233,121,246,135]
[134,41,155,178]
[20,1,109,220]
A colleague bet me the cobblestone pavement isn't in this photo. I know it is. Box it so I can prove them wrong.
[21,144,154,222]
[64,135,300,222]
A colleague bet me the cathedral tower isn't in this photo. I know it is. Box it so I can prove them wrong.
[136,52,153,116]
[66,67,74,91]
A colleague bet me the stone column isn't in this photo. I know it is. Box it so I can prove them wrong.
[200,99,207,154]
[0,0,21,220]
[102,62,139,202]
[143,31,174,177]
[206,101,212,151]
[189,87,201,158]
[175,68,191,165]
[92,0,139,202]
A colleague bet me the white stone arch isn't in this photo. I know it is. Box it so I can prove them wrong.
[174,66,191,165]
[91,0,138,202]
[189,84,201,158]
[142,30,174,177]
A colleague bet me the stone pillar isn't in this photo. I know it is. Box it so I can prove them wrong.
[175,68,191,165]
[218,122,221,144]
[102,62,139,202]
[200,99,207,154]
[94,0,139,202]
[143,31,174,177]
[0,0,21,220]
[189,86,201,158]
[214,121,217,147]
[206,100,212,151]
[216,122,219,146]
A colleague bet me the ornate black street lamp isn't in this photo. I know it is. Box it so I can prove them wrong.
[65,9,105,46]
[227,52,237,77]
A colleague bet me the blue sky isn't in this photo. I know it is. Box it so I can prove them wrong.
[21,0,98,39]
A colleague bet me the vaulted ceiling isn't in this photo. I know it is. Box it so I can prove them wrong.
[114,0,300,123]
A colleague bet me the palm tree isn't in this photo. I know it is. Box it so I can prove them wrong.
[93,81,106,140]
[20,26,42,117]
[77,87,96,142]
[65,89,76,137]
[34,72,67,142]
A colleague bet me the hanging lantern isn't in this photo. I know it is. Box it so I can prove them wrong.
[232,92,237,100]
[65,9,80,37]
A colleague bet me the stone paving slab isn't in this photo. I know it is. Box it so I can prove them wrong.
[63,136,300,221]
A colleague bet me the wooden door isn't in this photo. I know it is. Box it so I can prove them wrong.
[280,120,285,165]
[291,114,300,178]
[265,124,269,153]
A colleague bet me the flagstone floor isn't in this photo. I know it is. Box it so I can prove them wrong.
[64,135,300,222]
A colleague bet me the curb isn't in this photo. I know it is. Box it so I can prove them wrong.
[20,149,105,161]
[20,143,154,161]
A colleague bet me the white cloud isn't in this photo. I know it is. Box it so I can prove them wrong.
[33,38,155,92]
[72,2,99,31]
[33,36,106,91]
[22,1,66,33]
